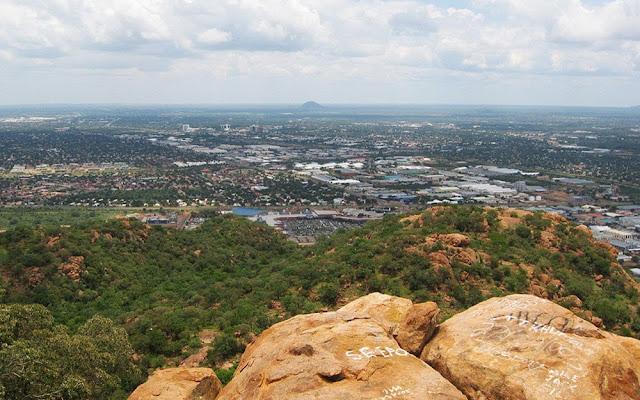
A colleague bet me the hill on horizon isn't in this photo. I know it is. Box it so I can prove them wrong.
[299,101,325,110]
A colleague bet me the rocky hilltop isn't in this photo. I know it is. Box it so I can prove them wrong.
[130,293,640,399]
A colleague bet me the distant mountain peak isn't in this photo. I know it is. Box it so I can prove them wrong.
[300,101,324,110]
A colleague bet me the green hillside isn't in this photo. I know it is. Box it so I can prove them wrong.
[1,206,639,398]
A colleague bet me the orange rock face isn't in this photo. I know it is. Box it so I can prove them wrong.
[129,293,640,400]
[339,293,440,356]
[58,256,87,282]
[595,241,619,259]
[217,293,464,400]
[127,368,222,400]
[425,233,471,248]
[575,225,593,238]
[422,294,640,400]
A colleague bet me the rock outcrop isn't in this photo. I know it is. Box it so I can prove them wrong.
[58,256,87,282]
[422,294,640,400]
[128,368,222,400]
[425,233,471,248]
[217,293,464,399]
[129,293,640,400]
[337,292,440,354]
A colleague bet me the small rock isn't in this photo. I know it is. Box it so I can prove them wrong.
[566,294,583,308]
[396,302,440,355]
[128,368,222,400]
[530,284,548,299]
[547,279,562,288]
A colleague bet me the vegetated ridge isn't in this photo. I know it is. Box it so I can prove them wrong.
[1,205,639,399]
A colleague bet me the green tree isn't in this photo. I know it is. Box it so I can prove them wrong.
[207,334,244,364]
[0,305,140,400]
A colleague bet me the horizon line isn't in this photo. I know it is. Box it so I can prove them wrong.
[0,102,638,109]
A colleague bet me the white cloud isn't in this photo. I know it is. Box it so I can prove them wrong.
[0,0,639,105]
[197,29,232,46]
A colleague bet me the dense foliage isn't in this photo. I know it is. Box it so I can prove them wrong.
[1,206,639,397]
[0,304,139,400]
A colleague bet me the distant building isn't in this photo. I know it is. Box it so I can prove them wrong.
[553,178,596,185]
[182,124,190,132]
[147,217,170,225]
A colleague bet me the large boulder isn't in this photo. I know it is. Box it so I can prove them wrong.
[128,368,222,400]
[422,294,640,400]
[337,292,440,354]
[217,293,464,399]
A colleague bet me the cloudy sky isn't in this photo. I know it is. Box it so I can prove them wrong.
[1,0,639,106]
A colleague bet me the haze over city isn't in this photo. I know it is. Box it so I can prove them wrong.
[1,0,640,106]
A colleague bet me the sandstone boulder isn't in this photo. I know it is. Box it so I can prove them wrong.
[426,233,471,248]
[128,368,222,400]
[396,301,440,355]
[58,256,87,282]
[337,292,413,335]
[217,293,464,400]
[575,225,593,238]
[422,294,640,400]
[333,292,440,356]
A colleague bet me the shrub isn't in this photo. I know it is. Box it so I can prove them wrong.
[207,334,245,364]
[318,283,340,306]
[515,225,531,240]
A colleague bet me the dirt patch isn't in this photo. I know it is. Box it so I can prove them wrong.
[179,346,209,368]
[497,209,532,228]
[499,216,520,228]
[400,214,423,227]
[200,329,218,345]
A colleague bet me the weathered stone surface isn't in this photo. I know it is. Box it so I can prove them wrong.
[337,292,413,335]
[128,368,222,400]
[426,233,471,248]
[58,256,87,282]
[396,302,440,356]
[336,292,440,356]
[217,293,464,400]
[614,335,640,360]
[422,294,640,400]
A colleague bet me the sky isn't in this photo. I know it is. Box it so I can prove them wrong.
[1,0,639,106]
